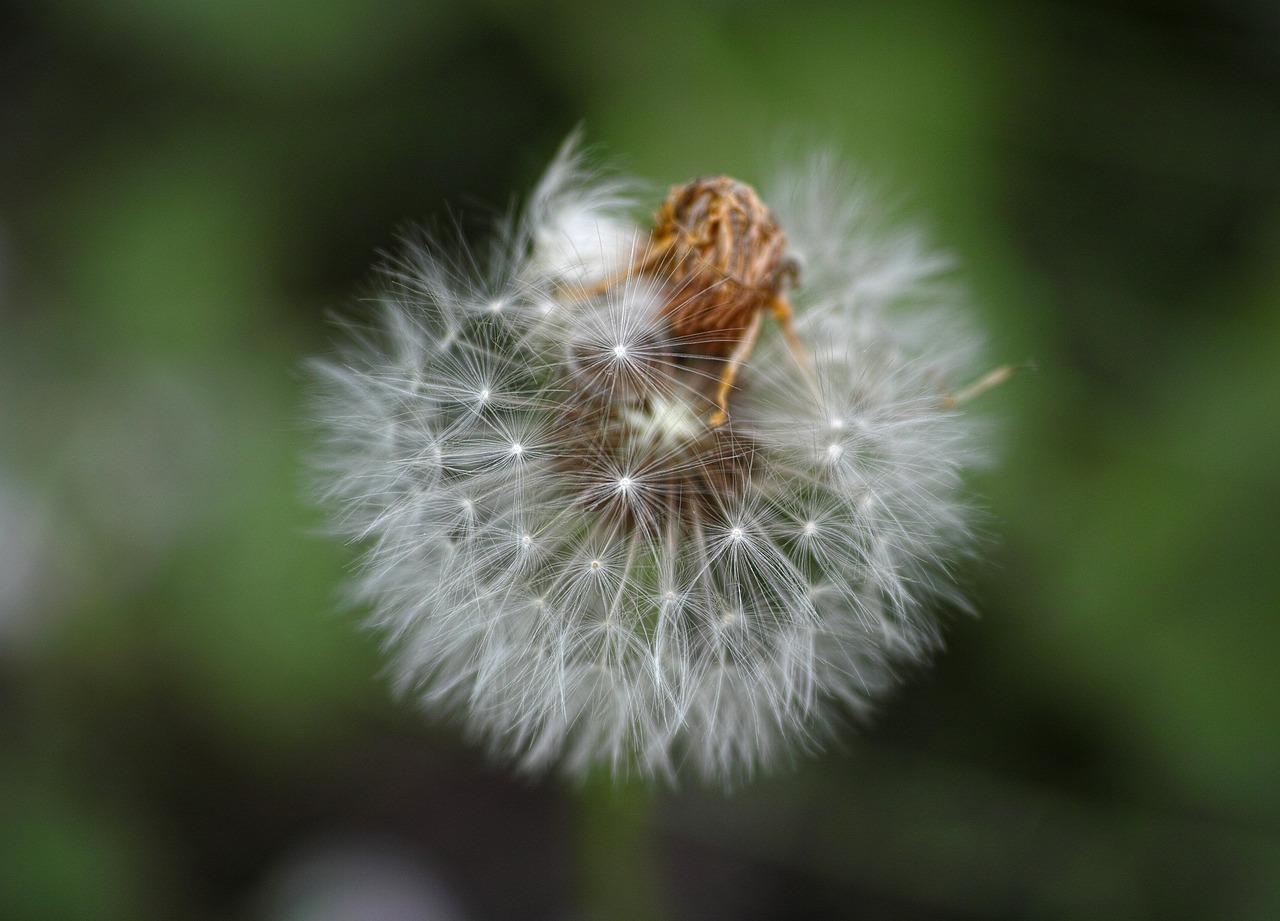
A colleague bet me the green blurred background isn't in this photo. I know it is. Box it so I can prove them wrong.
[2,0,1279,918]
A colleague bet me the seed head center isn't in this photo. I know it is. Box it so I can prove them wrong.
[621,394,703,450]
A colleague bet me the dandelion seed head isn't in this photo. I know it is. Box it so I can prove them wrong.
[309,133,996,786]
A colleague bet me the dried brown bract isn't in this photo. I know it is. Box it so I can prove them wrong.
[595,176,807,426]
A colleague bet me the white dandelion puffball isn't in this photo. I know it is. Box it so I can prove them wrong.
[310,135,994,785]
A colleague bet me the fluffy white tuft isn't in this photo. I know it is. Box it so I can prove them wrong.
[309,135,993,785]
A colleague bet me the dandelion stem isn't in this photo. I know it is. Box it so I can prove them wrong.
[574,772,666,921]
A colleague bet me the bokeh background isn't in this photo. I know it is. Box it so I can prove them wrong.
[3,0,1279,918]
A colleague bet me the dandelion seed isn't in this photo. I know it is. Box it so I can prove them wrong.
[308,133,997,786]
